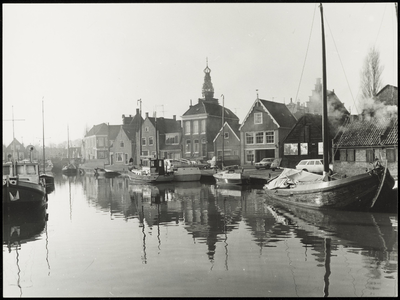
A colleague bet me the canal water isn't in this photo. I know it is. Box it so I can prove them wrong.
[3,174,398,297]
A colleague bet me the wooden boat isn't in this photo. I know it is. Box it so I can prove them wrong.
[104,168,121,178]
[62,125,78,176]
[165,158,201,182]
[127,158,174,183]
[3,160,47,209]
[213,166,250,186]
[263,4,394,211]
[62,163,78,176]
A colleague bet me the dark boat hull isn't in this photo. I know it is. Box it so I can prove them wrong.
[40,174,55,194]
[62,168,78,176]
[3,178,47,210]
[264,168,394,211]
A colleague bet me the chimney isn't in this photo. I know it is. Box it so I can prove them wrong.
[173,115,176,121]
[136,108,139,115]
[145,112,149,118]
[190,99,192,107]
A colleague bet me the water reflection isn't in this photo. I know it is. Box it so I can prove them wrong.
[3,205,48,297]
[4,174,394,297]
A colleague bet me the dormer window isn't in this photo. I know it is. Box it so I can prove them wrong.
[254,112,262,124]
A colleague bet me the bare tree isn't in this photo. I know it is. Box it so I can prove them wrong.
[360,46,384,99]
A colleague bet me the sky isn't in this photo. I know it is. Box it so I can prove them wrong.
[3,3,398,147]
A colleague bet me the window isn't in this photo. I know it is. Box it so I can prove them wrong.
[142,150,149,156]
[265,131,274,144]
[193,121,199,134]
[142,138,146,146]
[339,149,347,161]
[145,127,149,132]
[185,140,191,153]
[151,151,156,158]
[246,150,254,163]
[224,132,229,139]
[125,154,128,164]
[98,137,104,147]
[307,161,315,165]
[116,153,123,162]
[149,137,154,146]
[366,149,374,163]
[166,134,179,145]
[246,133,254,144]
[256,132,263,144]
[347,149,355,162]
[201,120,206,133]
[284,143,298,155]
[120,141,124,147]
[194,139,199,152]
[98,151,106,159]
[254,112,262,124]
[300,143,308,155]
[387,149,396,162]
[318,142,323,155]
[185,121,191,135]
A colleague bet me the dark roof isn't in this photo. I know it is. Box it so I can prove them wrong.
[85,123,107,137]
[259,99,297,128]
[182,99,239,121]
[122,125,137,140]
[108,125,121,140]
[147,117,182,134]
[85,123,121,140]
[334,116,398,147]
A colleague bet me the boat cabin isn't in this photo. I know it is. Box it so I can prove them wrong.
[3,161,40,182]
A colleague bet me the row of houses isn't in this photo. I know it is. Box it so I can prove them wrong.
[81,63,398,177]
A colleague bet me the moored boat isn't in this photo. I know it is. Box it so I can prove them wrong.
[213,166,250,186]
[3,160,47,209]
[127,158,174,183]
[62,163,78,176]
[165,159,201,182]
[263,4,395,211]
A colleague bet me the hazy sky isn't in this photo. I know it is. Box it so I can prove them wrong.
[3,3,397,146]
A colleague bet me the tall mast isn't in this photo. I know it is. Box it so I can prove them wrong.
[67,125,70,160]
[42,98,45,173]
[320,3,330,176]
[137,99,142,165]
[221,94,225,168]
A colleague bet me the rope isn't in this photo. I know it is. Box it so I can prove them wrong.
[325,17,358,114]
[294,4,317,103]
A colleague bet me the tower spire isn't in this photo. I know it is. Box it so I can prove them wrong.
[202,58,214,100]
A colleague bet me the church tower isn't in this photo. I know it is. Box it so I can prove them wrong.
[201,58,215,101]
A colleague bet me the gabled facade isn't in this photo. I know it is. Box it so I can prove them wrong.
[181,62,239,160]
[82,123,120,164]
[140,113,182,161]
[287,78,350,121]
[213,122,241,159]
[333,115,398,177]
[281,114,343,168]
[239,98,297,165]
[111,109,143,166]
[111,125,136,167]
[4,138,26,161]
[375,84,398,106]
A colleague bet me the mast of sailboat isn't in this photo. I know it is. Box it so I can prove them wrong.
[67,125,70,160]
[320,3,330,177]
[137,98,142,166]
[42,98,45,174]
[221,94,225,168]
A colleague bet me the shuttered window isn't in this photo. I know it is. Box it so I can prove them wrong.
[347,149,355,162]
[340,149,347,161]
[366,149,375,163]
[386,149,396,162]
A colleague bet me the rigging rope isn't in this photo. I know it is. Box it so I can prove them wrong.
[295,3,317,103]
[325,17,358,114]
